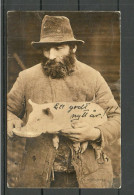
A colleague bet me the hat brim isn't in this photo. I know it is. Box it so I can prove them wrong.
[31,40,85,49]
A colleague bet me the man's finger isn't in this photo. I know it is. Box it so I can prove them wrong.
[71,122,88,128]
[61,133,80,141]
[68,137,79,142]
[61,131,78,138]
[61,128,81,134]
[61,132,78,137]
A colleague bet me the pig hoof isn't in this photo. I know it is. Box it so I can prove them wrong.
[80,142,88,153]
[53,143,59,150]
[53,142,59,150]
[52,135,59,150]
[73,142,80,153]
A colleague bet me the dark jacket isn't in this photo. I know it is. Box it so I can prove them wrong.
[7,60,120,188]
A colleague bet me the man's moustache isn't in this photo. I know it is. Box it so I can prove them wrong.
[45,59,63,67]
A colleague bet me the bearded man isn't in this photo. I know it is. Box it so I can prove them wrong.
[7,15,120,188]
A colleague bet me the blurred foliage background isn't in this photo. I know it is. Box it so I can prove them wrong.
[7,12,121,187]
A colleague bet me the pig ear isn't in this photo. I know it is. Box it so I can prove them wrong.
[28,99,37,108]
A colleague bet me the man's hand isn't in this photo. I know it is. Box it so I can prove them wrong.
[7,118,23,137]
[60,122,101,142]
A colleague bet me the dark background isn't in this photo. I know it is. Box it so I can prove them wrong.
[2,0,134,195]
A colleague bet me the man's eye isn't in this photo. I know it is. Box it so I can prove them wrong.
[43,48,49,52]
[55,47,62,50]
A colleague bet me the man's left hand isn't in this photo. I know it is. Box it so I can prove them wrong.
[60,122,101,142]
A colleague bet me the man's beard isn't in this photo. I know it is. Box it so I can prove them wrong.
[41,51,76,79]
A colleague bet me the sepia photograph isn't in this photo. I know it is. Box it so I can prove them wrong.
[7,11,121,188]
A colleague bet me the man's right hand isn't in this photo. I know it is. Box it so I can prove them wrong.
[7,118,23,137]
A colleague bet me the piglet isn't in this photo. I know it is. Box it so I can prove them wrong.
[12,99,107,153]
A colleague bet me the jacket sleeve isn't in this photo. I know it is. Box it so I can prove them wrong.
[94,72,120,147]
[7,71,26,119]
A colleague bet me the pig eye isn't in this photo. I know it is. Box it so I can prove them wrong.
[42,108,54,119]
[37,118,40,121]
[42,108,50,116]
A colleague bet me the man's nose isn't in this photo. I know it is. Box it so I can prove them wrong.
[49,48,57,60]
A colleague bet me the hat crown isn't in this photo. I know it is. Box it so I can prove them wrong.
[40,15,75,42]
[31,15,84,48]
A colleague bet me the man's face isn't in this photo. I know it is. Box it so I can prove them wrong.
[41,44,76,79]
[43,44,70,63]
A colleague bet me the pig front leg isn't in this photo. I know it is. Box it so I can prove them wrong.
[80,142,89,153]
[52,136,88,153]
[73,142,81,153]
[52,135,59,150]
[73,142,88,153]
[52,135,88,153]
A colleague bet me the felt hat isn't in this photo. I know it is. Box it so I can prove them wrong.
[31,15,84,49]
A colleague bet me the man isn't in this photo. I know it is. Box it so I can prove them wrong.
[7,15,120,188]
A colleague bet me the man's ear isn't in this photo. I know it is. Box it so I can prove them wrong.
[72,45,77,53]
